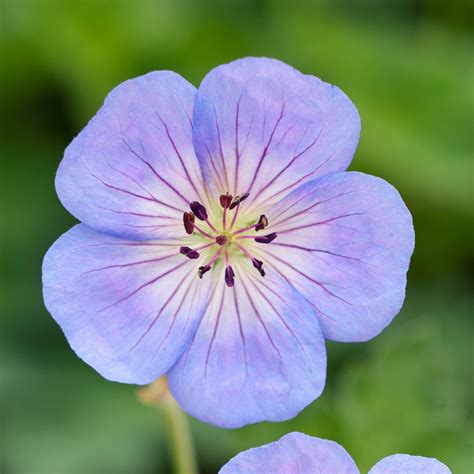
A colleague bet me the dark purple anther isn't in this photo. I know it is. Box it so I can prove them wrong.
[255,214,269,231]
[252,258,265,277]
[190,201,208,221]
[183,212,195,234]
[229,192,249,210]
[198,265,211,278]
[225,266,235,287]
[216,235,227,246]
[255,232,278,244]
[180,246,200,259]
[220,193,233,209]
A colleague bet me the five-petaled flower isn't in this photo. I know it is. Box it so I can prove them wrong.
[219,432,451,473]
[42,58,414,428]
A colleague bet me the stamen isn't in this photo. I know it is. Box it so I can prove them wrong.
[229,192,249,210]
[198,247,223,279]
[198,265,211,278]
[180,242,215,259]
[192,222,214,239]
[190,201,218,232]
[234,242,266,277]
[232,215,268,236]
[220,193,233,209]
[224,248,235,287]
[220,192,233,230]
[190,201,208,221]
[229,202,241,229]
[229,192,250,230]
[183,212,195,235]
[251,258,265,277]
[180,247,200,259]
[225,266,235,287]
[254,232,278,244]
[255,214,269,231]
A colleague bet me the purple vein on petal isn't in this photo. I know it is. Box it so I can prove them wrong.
[247,102,286,195]
[272,242,362,262]
[85,200,178,220]
[213,105,230,191]
[240,276,283,361]
[149,274,197,361]
[204,284,227,377]
[263,259,337,323]
[233,90,243,194]
[128,271,192,352]
[253,143,345,210]
[180,279,220,377]
[204,142,226,191]
[249,275,315,370]
[120,137,190,205]
[82,160,182,212]
[77,242,183,252]
[261,250,353,305]
[271,192,353,228]
[98,260,190,314]
[155,112,206,203]
[107,164,166,203]
[277,213,366,234]
[83,253,178,275]
[249,274,309,328]
[256,121,325,197]
[232,282,248,376]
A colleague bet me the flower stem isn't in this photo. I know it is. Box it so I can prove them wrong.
[138,377,198,474]
[162,394,198,474]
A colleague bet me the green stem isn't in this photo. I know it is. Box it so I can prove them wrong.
[162,395,198,474]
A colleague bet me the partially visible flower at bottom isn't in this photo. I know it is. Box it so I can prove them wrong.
[219,432,451,474]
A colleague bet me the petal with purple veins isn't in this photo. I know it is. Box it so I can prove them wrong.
[264,172,415,342]
[167,266,326,428]
[42,224,211,384]
[192,57,360,213]
[369,454,451,474]
[56,72,206,241]
[219,432,360,474]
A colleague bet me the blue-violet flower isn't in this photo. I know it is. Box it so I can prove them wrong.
[219,432,451,473]
[42,58,414,428]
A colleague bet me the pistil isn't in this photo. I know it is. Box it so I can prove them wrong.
[180,191,269,285]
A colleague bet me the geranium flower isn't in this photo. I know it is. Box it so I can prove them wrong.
[42,58,414,428]
[219,432,451,473]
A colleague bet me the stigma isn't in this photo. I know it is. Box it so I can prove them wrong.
[179,192,278,287]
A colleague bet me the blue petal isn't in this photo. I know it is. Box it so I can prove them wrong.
[193,57,360,210]
[369,454,451,473]
[264,172,415,342]
[42,224,210,384]
[219,432,360,473]
[167,269,326,428]
[56,72,206,240]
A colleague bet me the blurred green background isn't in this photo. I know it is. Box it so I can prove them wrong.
[1,0,473,473]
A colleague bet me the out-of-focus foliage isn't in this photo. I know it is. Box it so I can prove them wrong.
[1,1,472,473]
